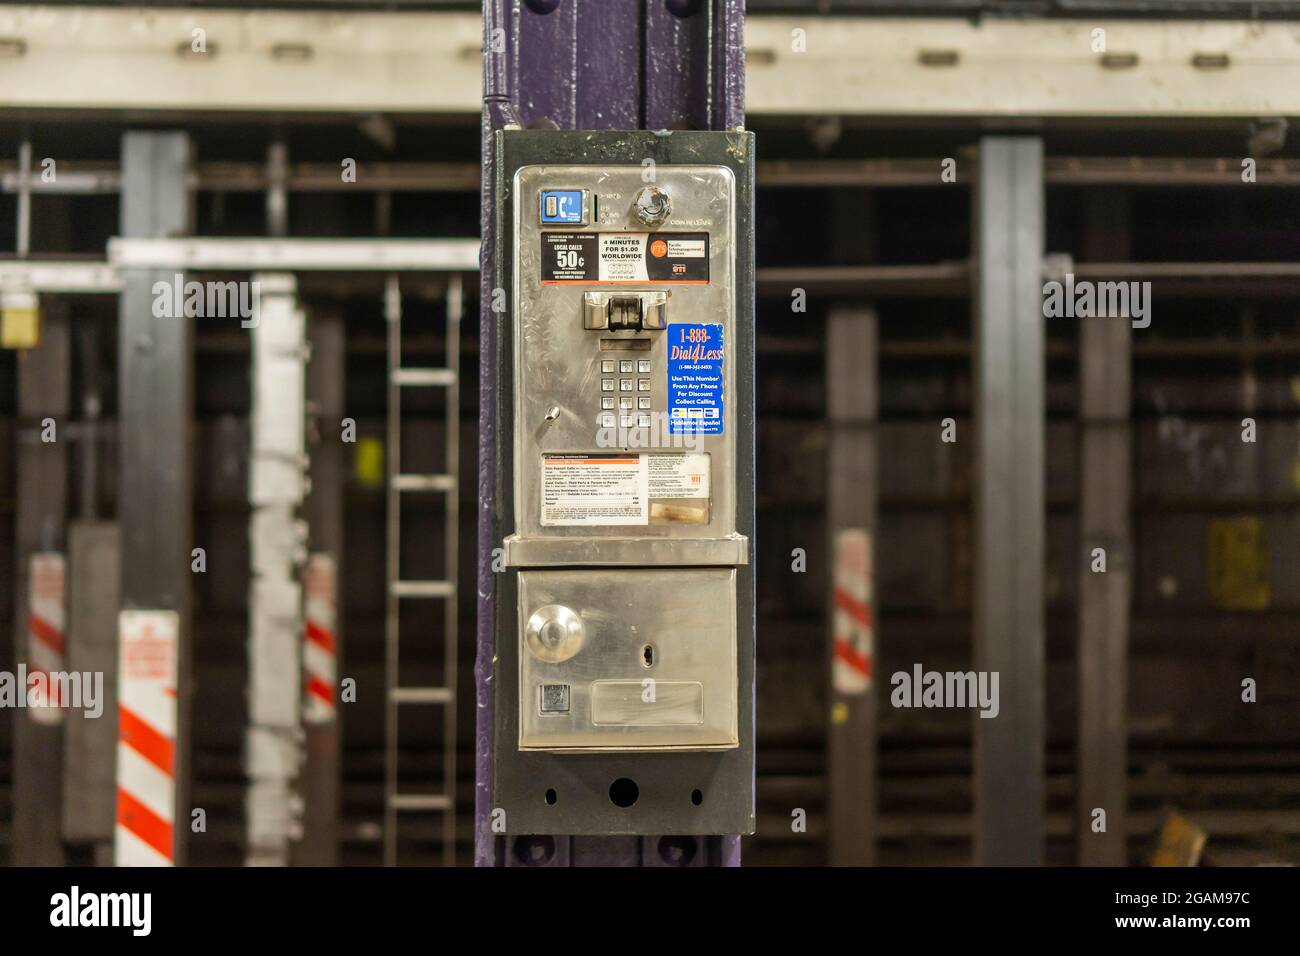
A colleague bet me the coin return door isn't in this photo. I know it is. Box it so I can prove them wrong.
[494,131,754,835]
[519,570,737,751]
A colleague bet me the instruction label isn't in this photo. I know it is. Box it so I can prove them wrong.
[540,453,713,526]
[667,323,724,435]
[541,455,648,526]
[647,453,710,500]
[540,232,709,284]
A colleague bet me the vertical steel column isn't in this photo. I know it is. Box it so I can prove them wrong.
[972,137,1045,866]
[1077,191,1132,866]
[826,306,878,866]
[117,131,193,864]
[477,0,746,867]
[12,300,70,866]
[247,274,308,866]
[297,308,346,866]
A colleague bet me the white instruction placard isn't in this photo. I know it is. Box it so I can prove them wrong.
[647,453,710,500]
[541,454,648,526]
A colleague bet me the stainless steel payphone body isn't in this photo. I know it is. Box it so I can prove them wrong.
[491,130,754,837]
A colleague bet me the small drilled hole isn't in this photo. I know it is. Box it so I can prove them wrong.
[513,835,556,866]
[545,788,557,805]
[609,777,639,808]
[641,643,655,668]
[691,788,703,806]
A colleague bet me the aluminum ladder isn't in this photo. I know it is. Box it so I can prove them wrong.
[383,273,461,866]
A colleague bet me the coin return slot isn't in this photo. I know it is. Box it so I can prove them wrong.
[599,337,652,351]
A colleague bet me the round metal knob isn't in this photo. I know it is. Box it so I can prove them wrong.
[524,604,585,663]
[632,185,672,226]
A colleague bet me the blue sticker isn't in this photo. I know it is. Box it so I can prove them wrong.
[539,190,585,224]
[667,323,724,435]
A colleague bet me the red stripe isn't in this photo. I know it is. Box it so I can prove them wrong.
[29,614,64,656]
[833,637,872,677]
[834,587,872,629]
[25,665,63,706]
[305,619,335,654]
[307,676,334,706]
[116,787,173,861]
[118,705,175,776]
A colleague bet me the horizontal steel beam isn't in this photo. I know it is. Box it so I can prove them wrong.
[756,262,971,296]
[1,8,1297,117]
[0,259,122,292]
[746,17,1300,117]
[0,5,481,113]
[761,157,1300,187]
[108,237,479,271]
[1,162,480,195]
[6,157,1300,195]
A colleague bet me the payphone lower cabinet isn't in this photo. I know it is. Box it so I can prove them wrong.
[518,569,738,752]
[492,129,755,840]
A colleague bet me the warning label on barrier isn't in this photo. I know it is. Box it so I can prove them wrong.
[120,610,179,683]
[540,232,709,284]
[541,455,648,526]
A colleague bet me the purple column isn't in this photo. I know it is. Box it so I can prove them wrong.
[476,0,746,867]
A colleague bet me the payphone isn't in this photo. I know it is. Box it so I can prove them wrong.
[491,130,755,837]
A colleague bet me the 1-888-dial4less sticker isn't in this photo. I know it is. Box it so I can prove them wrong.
[668,323,724,435]
[540,232,709,284]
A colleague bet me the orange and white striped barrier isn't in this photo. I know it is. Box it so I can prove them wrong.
[27,553,66,723]
[831,529,873,695]
[115,609,179,867]
[303,553,337,724]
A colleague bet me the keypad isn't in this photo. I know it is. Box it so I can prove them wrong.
[596,359,654,428]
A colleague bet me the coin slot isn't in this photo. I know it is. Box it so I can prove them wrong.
[545,788,557,806]
[641,643,655,668]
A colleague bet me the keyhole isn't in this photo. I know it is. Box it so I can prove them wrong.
[541,620,566,648]
[641,643,655,668]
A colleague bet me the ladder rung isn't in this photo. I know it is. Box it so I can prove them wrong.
[392,473,456,492]
[389,794,452,812]
[390,687,454,704]
[392,368,456,387]
[391,580,455,598]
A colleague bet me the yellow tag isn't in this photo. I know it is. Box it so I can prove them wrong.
[1,305,40,350]
[354,437,385,490]
[830,701,849,725]
[1207,517,1270,610]
[1150,812,1206,867]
